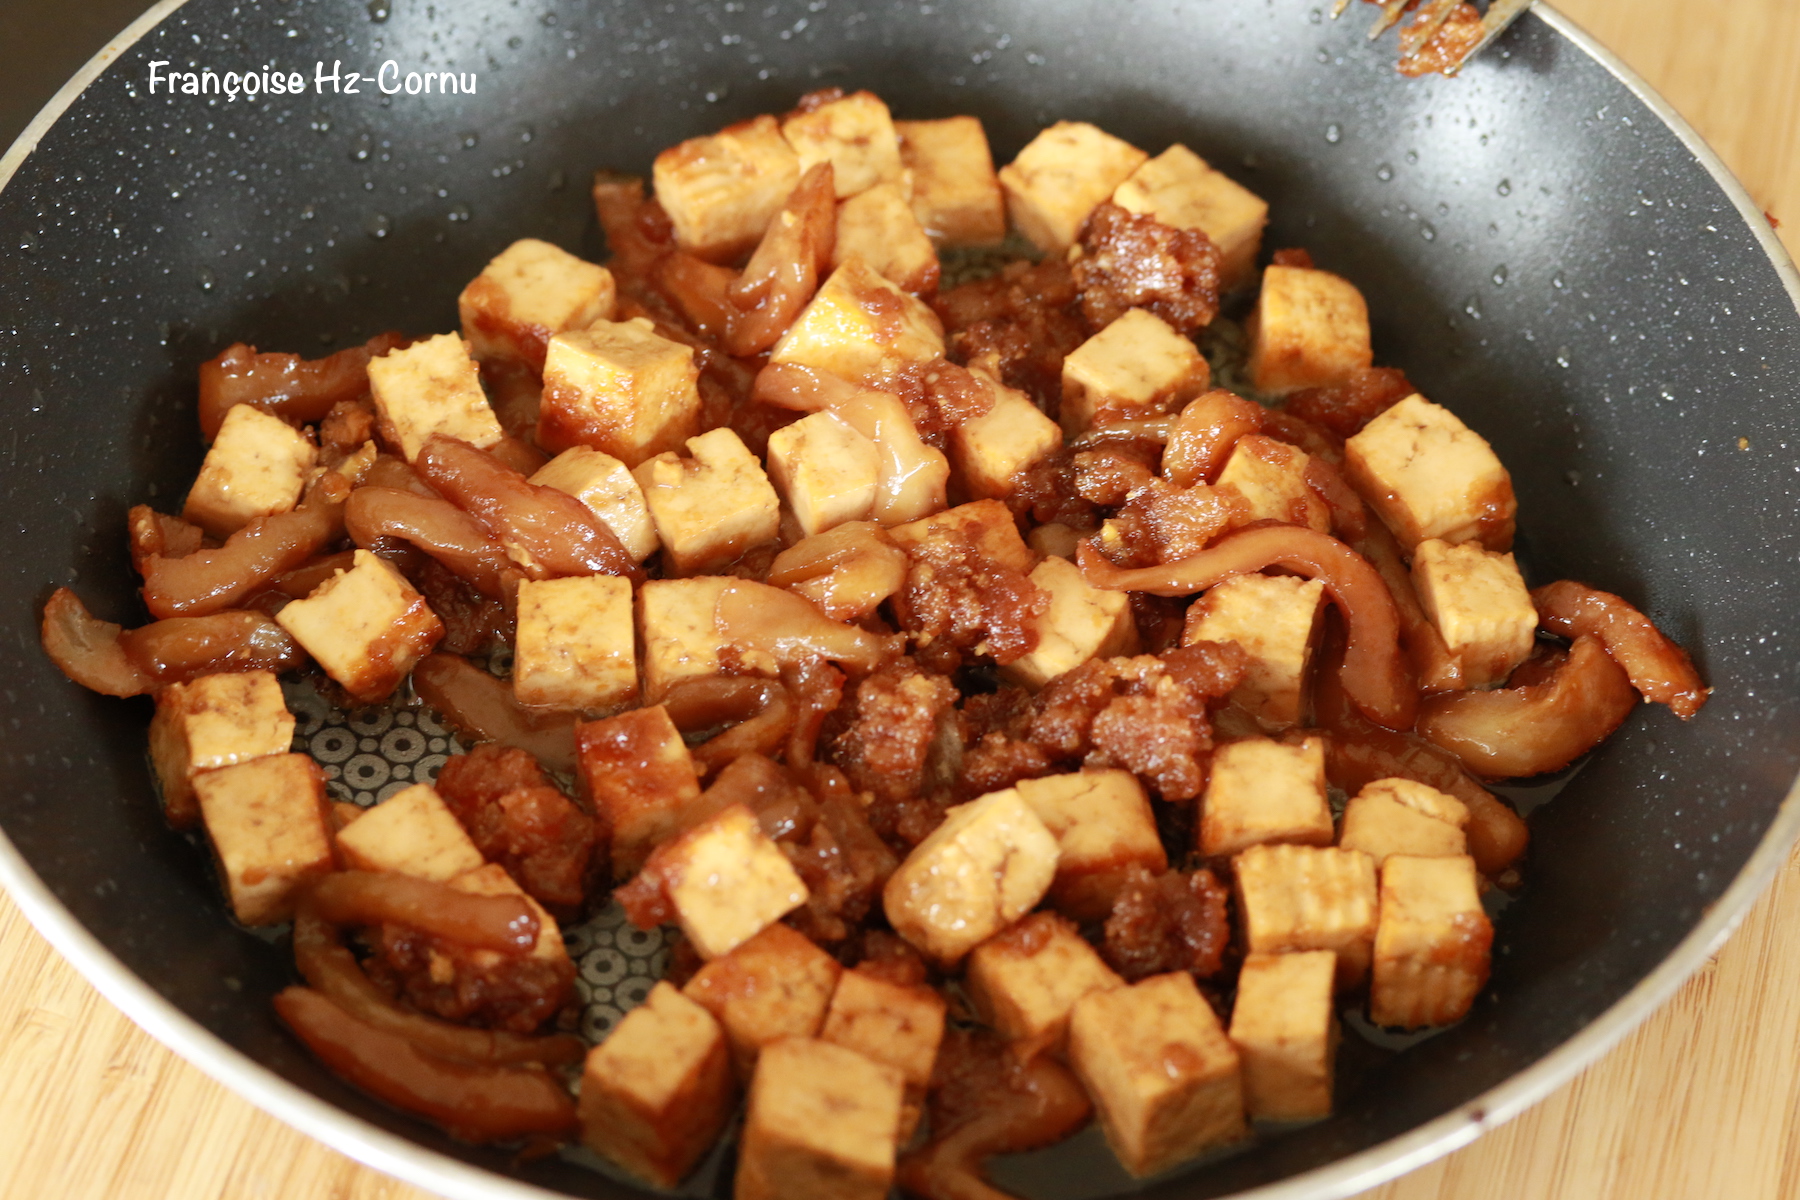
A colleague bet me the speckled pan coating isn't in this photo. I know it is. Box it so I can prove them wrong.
[0,2,1797,1199]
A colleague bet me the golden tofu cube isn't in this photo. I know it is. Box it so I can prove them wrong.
[513,575,637,711]
[274,550,443,704]
[1027,522,1084,560]
[650,804,810,960]
[183,404,317,538]
[1182,572,1326,731]
[896,116,1007,247]
[780,90,904,199]
[450,861,569,963]
[1246,265,1373,395]
[634,427,781,574]
[529,446,660,562]
[575,704,706,878]
[1068,972,1246,1177]
[457,237,616,371]
[194,753,333,926]
[366,333,504,463]
[833,181,939,295]
[1343,393,1516,552]
[820,967,947,1087]
[1411,538,1537,688]
[951,375,1063,500]
[1061,308,1209,437]
[684,923,843,1077]
[539,318,703,466]
[966,911,1123,1060]
[1340,778,1470,868]
[1112,145,1268,290]
[1214,434,1331,534]
[1002,555,1139,691]
[148,670,294,829]
[887,497,1035,574]
[653,114,802,263]
[999,121,1149,254]
[736,1037,905,1200]
[1013,769,1166,923]
[333,782,484,881]
[1200,737,1333,860]
[580,981,735,1188]
[882,787,1060,966]
[1228,951,1337,1122]
[1371,855,1493,1029]
[1235,844,1378,988]
[766,410,881,536]
[636,576,779,704]
[768,258,946,388]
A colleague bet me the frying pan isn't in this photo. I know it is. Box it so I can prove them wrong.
[2,1,1797,1197]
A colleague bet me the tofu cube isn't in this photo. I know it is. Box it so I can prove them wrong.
[1410,538,1537,689]
[529,446,660,562]
[149,670,294,829]
[1068,972,1246,1177]
[1343,393,1517,552]
[736,1037,904,1200]
[451,861,569,963]
[1371,855,1493,1029]
[887,498,1035,573]
[1340,778,1471,868]
[633,427,781,574]
[1028,522,1084,560]
[966,911,1123,1059]
[645,804,810,960]
[780,90,904,199]
[769,258,946,388]
[766,410,881,537]
[539,318,703,465]
[1199,737,1333,859]
[1214,434,1331,534]
[1001,556,1137,690]
[333,782,484,881]
[1234,844,1378,988]
[193,753,333,926]
[684,923,844,1076]
[1228,951,1337,1122]
[580,981,735,1188]
[636,576,780,703]
[183,405,317,538]
[1112,145,1269,290]
[457,238,616,371]
[999,121,1149,254]
[1061,308,1209,437]
[575,704,706,878]
[1013,769,1166,923]
[274,550,443,704]
[833,182,940,295]
[951,375,1063,500]
[653,114,802,263]
[1182,573,1327,731]
[896,116,1007,246]
[820,967,947,1087]
[1246,265,1374,395]
[882,787,1060,966]
[366,333,505,463]
[513,575,637,711]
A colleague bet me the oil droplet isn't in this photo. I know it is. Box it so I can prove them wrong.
[1555,347,1572,368]
[18,230,37,252]
[367,0,389,21]
[300,203,316,220]
[197,267,215,291]
[447,204,470,222]
[1491,264,1508,287]
[1375,163,1394,182]
[350,137,371,163]
[1436,201,1450,215]
[1419,222,1437,242]
[461,131,479,150]
[1496,178,1512,197]
[366,212,391,239]
[1463,296,1482,320]
[1324,123,1342,145]
[1309,7,1323,22]
[705,86,731,103]
[1405,149,1419,164]
[518,124,535,143]
[1565,469,1581,486]
[1552,270,1567,289]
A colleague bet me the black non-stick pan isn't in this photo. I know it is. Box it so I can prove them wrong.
[2,2,1797,1197]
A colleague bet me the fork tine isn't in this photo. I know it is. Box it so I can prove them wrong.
[1444,0,1535,75]
[1409,0,1464,49]
[1330,0,1353,18]
[1368,0,1411,40]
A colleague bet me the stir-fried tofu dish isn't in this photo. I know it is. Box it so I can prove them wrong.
[41,88,1712,1192]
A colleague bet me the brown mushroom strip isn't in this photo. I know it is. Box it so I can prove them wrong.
[197,331,408,441]
[127,506,205,577]
[273,987,577,1144]
[767,522,909,623]
[715,580,897,674]
[118,610,305,681]
[1351,518,1462,694]
[751,361,865,413]
[40,588,154,697]
[662,676,798,775]
[1532,580,1709,719]
[1417,635,1640,780]
[724,162,837,356]
[306,871,539,954]
[1161,390,1264,487]
[1303,455,1369,541]
[656,251,738,338]
[264,550,360,600]
[1078,524,1417,730]
[411,653,578,777]
[345,486,521,598]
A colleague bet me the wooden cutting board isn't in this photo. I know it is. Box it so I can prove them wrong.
[2,1,1797,1197]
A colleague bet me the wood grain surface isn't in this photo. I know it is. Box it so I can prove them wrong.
[3,2,1798,1198]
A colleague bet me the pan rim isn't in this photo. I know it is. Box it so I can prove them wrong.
[0,2,1796,1199]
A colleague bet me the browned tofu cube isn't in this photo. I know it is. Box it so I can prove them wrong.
[1013,770,1166,922]
[1068,972,1246,1177]
[580,981,735,1188]
[1371,855,1493,1029]
[333,781,484,881]
[274,550,443,704]
[539,318,703,465]
[1234,844,1378,988]
[1001,556,1138,691]
[574,705,707,878]
[635,427,782,575]
[780,90,904,199]
[999,121,1148,254]
[1061,308,1209,437]
[833,182,940,295]
[966,912,1122,1060]
[148,670,294,829]
[194,753,333,927]
[1228,951,1337,1122]
[766,410,881,537]
[1198,738,1333,860]
[1339,778,1470,867]
[1214,434,1331,534]
[366,333,505,463]
[457,237,616,371]
[653,114,802,263]
[643,805,810,960]
[1410,538,1537,688]
[183,404,317,538]
[887,498,1034,574]
[1343,393,1516,553]
[735,1037,905,1200]
[1246,265,1373,395]
[1182,572,1326,731]
[683,923,843,1076]
[821,966,947,1088]
[529,446,660,562]
[1112,145,1269,290]
[896,116,1007,246]
[769,259,946,388]
[513,575,637,711]
[951,373,1063,500]
[636,576,780,703]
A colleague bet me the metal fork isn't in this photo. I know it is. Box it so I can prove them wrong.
[1328,0,1534,75]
